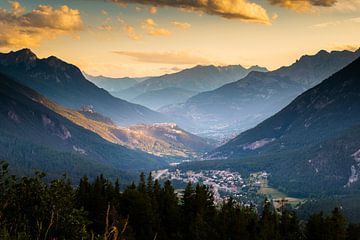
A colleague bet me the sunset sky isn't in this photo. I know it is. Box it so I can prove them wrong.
[0,0,359,77]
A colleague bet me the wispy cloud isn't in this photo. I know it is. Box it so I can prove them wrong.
[172,21,191,29]
[312,17,360,28]
[328,0,360,12]
[108,0,270,24]
[268,0,337,11]
[149,6,157,14]
[113,50,211,65]
[142,18,171,36]
[116,17,143,41]
[124,25,142,40]
[97,17,113,31]
[0,2,83,48]
[98,24,113,31]
[330,44,360,51]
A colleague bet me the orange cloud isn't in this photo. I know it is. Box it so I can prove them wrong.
[172,21,191,29]
[109,0,270,24]
[97,17,113,31]
[98,24,113,31]
[113,50,211,65]
[330,44,360,52]
[10,1,25,15]
[149,6,157,14]
[311,17,360,28]
[142,18,171,36]
[268,0,337,11]
[124,25,142,40]
[0,2,83,48]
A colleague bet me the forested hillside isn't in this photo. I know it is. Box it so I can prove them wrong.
[1,161,359,240]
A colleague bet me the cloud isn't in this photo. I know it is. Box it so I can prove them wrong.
[268,0,337,11]
[149,6,157,14]
[109,0,270,24]
[142,18,171,36]
[331,0,360,12]
[113,50,211,65]
[172,21,191,29]
[124,25,142,40]
[271,13,279,20]
[143,18,156,28]
[333,44,360,51]
[0,2,83,48]
[98,16,113,31]
[98,24,113,31]
[10,1,25,15]
[311,17,360,28]
[116,16,143,40]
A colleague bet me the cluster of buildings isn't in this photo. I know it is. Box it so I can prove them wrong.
[154,168,270,205]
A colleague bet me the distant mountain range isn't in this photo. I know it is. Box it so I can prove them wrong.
[162,49,360,139]
[83,73,146,92]
[0,73,167,180]
[0,49,166,126]
[115,64,268,109]
[186,56,360,196]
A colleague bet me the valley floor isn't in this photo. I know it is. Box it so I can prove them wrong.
[153,166,304,209]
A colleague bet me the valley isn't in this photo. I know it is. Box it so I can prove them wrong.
[153,165,304,210]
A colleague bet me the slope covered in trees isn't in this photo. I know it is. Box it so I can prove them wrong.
[1,161,359,240]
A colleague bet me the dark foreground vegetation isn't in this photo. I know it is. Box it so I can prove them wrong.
[0,161,360,240]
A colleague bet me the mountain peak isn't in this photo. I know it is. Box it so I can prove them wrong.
[0,48,38,66]
[45,55,68,67]
[316,49,329,55]
[248,65,268,72]
[11,48,37,60]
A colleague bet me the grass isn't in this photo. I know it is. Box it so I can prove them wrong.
[258,179,304,209]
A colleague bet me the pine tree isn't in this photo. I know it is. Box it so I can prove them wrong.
[306,212,328,240]
[328,207,347,240]
[279,209,302,240]
[259,198,280,240]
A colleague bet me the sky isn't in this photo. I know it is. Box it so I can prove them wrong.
[0,0,359,77]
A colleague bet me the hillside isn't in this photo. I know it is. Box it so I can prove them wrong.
[0,73,167,180]
[51,107,214,159]
[0,49,166,126]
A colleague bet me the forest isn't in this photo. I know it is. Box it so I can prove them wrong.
[1,160,360,240]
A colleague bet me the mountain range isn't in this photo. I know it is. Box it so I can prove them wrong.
[114,64,268,109]
[84,73,146,92]
[0,49,166,126]
[2,47,360,199]
[162,49,360,139]
[184,55,360,196]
